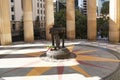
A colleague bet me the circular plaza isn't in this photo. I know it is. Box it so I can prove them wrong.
[0,40,120,80]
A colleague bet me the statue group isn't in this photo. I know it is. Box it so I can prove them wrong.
[46,25,70,59]
[50,25,65,50]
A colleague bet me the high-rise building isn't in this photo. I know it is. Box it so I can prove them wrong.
[9,0,45,35]
[55,0,79,12]
[32,0,45,22]
[83,0,87,15]
[9,0,23,32]
[82,0,109,16]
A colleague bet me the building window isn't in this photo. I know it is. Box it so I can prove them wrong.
[41,17,42,20]
[40,3,42,8]
[44,10,45,14]
[41,10,42,14]
[37,3,39,7]
[12,15,15,20]
[11,0,14,2]
[43,4,45,8]
[12,24,15,30]
[11,6,14,11]
[37,10,39,14]
[44,16,45,20]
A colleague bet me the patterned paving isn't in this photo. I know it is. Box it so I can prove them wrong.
[0,40,120,80]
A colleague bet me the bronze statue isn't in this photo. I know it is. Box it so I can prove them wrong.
[50,25,65,50]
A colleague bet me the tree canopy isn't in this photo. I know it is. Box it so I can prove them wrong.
[97,1,109,38]
[101,1,109,15]
[54,9,87,39]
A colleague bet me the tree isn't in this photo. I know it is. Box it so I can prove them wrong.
[55,9,66,27]
[54,9,87,39]
[97,1,109,38]
[97,17,109,38]
[34,16,41,39]
[75,9,87,39]
[101,1,109,15]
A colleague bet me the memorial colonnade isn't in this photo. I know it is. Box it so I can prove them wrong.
[0,0,120,45]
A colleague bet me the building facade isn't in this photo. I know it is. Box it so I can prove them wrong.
[83,0,109,16]
[55,0,79,12]
[9,0,45,38]
[9,0,22,34]
[83,0,87,15]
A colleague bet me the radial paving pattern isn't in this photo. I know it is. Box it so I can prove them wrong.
[0,41,120,80]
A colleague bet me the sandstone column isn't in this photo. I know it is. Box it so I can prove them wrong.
[117,0,120,42]
[66,0,75,39]
[109,0,120,43]
[45,0,54,40]
[87,0,97,41]
[0,0,12,45]
[23,0,34,42]
[119,1,120,42]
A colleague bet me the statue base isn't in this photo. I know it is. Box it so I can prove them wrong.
[46,48,70,59]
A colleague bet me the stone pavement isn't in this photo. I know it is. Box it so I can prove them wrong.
[0,40,120,80]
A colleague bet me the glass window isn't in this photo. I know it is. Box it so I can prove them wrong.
[12,24,15,30]
[37,3,39,7]
[12,15,15,20]
[11,6,14,11]
[11,0,14,2]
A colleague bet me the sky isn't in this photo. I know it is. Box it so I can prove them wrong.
[78,0,83,7]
